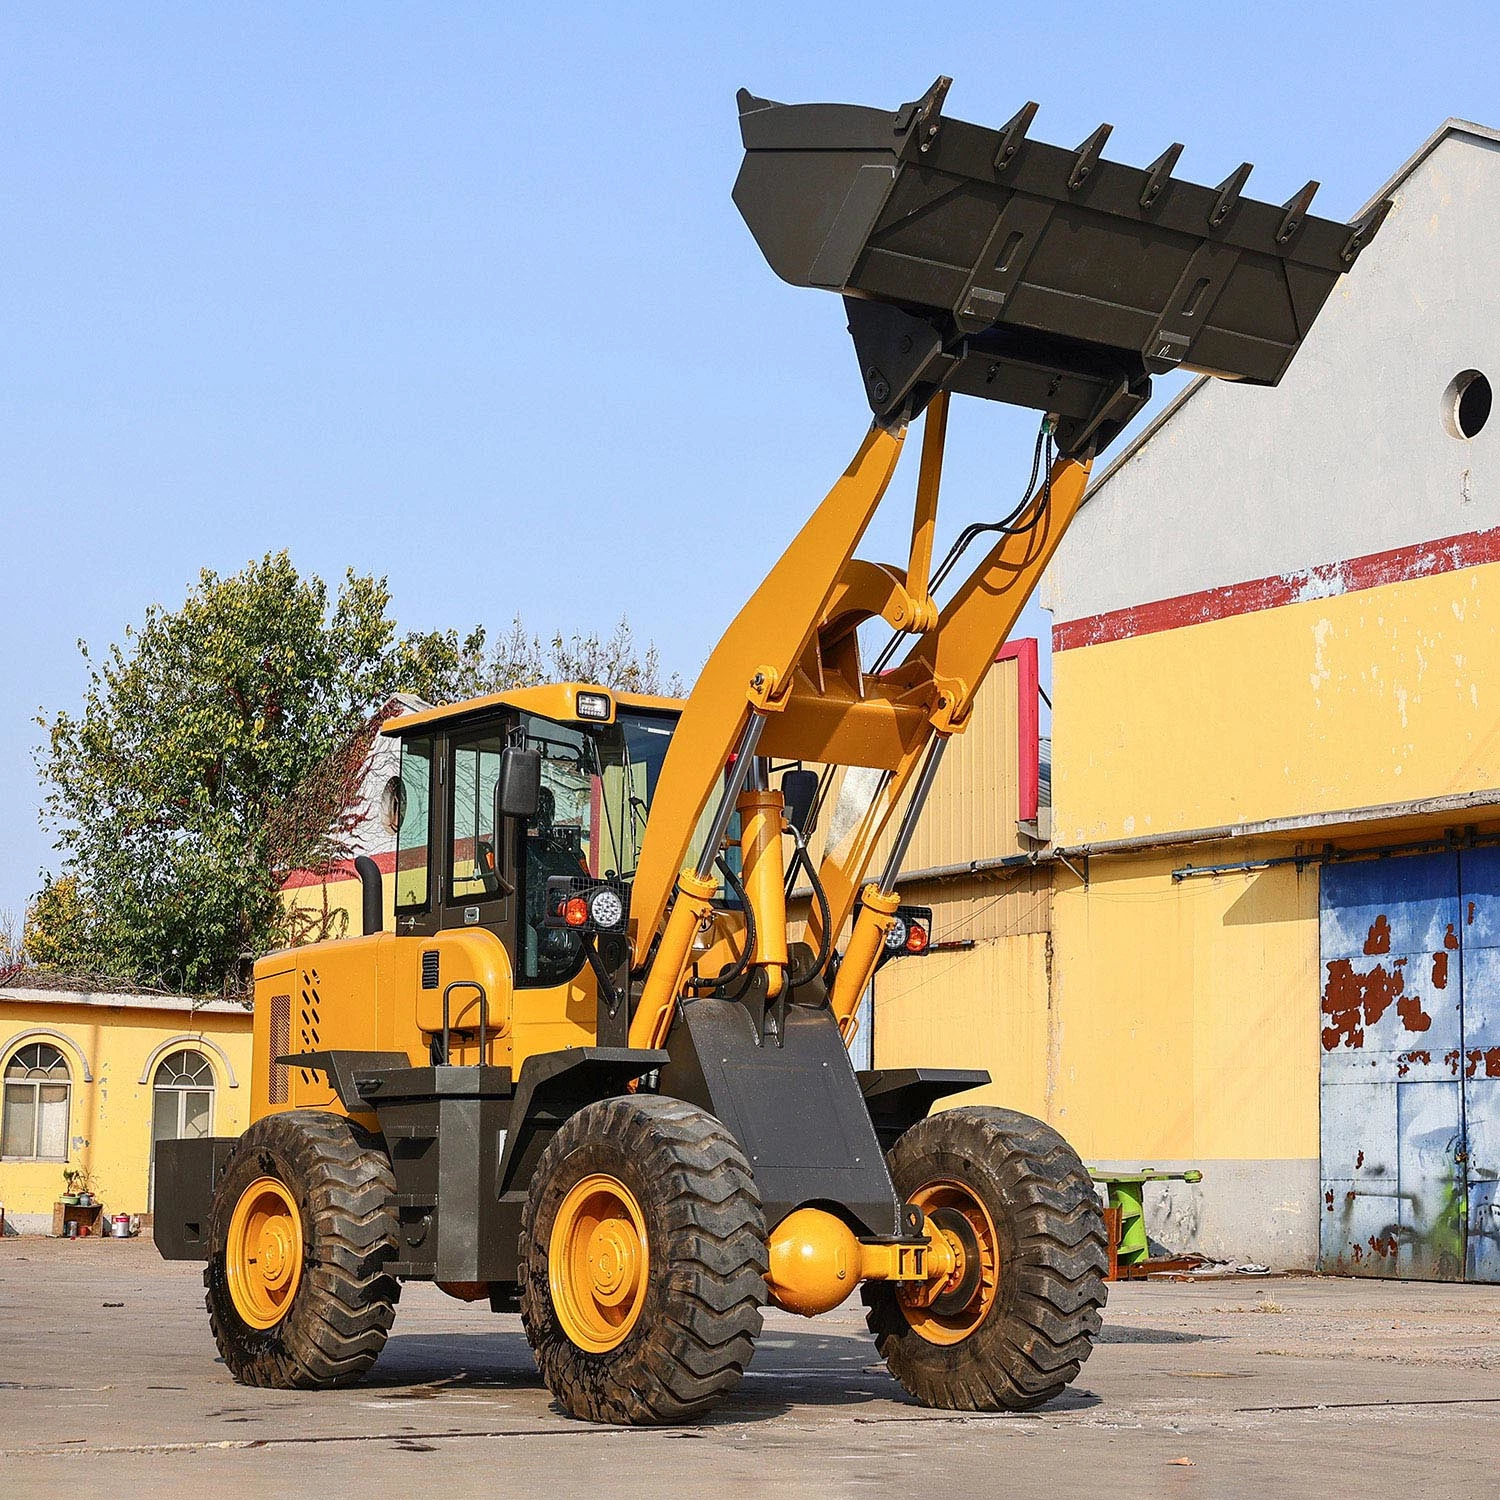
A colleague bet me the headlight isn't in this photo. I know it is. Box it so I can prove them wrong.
[872,904,934,965]
[543,875,631,935]
[588,887,626,931]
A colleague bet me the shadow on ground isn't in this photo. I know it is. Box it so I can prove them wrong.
[357,1326,1101,1423]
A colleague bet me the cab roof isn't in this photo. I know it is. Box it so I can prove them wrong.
[380,682,684,736]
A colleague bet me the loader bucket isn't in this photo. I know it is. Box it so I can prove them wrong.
[734,79,1389,455]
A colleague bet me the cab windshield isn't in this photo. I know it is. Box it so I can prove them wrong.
[516,706,676,986]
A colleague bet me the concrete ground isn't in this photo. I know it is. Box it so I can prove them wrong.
[2,1238,1498,1498]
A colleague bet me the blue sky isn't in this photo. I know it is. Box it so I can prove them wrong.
[4,3,1498,922]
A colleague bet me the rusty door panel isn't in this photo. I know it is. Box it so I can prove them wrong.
[1395,1080,1466,1279]
[1464,1079,1500,1279]
[1457,849,1500,1280]
[1320,853,1466,1279]
[1319,1077,1399,1272]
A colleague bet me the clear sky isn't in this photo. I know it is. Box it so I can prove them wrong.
[4,3,1498,923]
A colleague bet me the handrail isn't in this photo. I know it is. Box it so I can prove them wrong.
[441,980,489,1067]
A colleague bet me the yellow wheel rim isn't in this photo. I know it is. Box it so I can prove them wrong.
[548,1173,650,1353]
[226,1176,304,1330]
[898,1179,1000,1346]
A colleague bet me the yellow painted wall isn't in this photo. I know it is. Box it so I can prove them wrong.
[0,999,252,1227]
[873,932,1051,1113]
[1046,852,1320,1161]
[872,852,1320,1165]
[873,868,1052,1109]
[1052,562,1500,846]
[883,652,1030,872]
[282,871,378,947]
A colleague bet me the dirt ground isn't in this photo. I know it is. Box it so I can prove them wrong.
[2,1235,1498,1498]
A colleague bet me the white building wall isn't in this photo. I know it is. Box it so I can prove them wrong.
[1043,124,1500,624]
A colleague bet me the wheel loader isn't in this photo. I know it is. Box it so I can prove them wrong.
[155,78,1385,1422]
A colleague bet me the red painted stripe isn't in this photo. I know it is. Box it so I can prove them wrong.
[996,638,1040,822]
[1052,522,1500,652]
[280,849,397,891]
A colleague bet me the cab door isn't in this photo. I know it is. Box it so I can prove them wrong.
[443,721,521,942]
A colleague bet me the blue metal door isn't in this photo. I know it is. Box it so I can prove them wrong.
[1319,852,1466,1279]
[1456,848,1500,1280]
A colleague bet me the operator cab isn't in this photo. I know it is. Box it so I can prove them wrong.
[378,683,682,988]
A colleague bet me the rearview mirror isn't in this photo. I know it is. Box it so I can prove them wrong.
[495,745,542,821]
[781,769,818,836]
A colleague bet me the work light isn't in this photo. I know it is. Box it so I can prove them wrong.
[543,875,630,935]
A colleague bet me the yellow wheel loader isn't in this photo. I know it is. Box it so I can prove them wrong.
[155,78,1385,1423]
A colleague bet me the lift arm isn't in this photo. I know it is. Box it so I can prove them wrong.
[628,423,906,961]
[625,78,1387,1046]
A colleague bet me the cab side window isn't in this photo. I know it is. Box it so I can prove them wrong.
[394,737,433,911]
[451,732,507,902]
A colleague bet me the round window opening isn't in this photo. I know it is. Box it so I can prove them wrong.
[1444,370,1492,440]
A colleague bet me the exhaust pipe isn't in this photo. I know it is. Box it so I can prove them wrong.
[354,855,383,937]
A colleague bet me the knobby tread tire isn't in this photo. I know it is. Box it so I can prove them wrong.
[204,1109,399,1389]
[864,1106,1107,1411]
[520,1094,767,1425]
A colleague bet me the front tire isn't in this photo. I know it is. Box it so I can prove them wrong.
[865,1106,1107,1410]
[205,1110,399,1388]
[520,1094,767,1424]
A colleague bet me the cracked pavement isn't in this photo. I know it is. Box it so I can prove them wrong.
[3,1236,1498,1497]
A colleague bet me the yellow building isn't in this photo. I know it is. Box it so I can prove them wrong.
[0,980,252,1235]
[876,118,1500,1279]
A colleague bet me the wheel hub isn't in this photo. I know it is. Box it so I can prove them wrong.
[258,1222,293,1287]
[587,1220,641,1307]
[549,1173,650,1353]
[898,1179,1000,1345]
[226,1176,304,1330]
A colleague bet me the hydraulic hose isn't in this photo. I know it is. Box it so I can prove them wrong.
[785,832,833,989]
[872,419,1054,676]
[688,855,758,993]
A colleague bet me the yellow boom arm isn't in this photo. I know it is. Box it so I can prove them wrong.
[627,394,1089,1050]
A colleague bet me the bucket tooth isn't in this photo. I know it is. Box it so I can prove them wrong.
[1277,179,1320,243]
[895,75,952,152]
[1209,162,1253,227]
[1341,197,1394,264]
[1139,142,1184,211]
[993,100,1039,173]
[1068,122,1113,190]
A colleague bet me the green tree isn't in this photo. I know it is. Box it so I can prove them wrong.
[36,553,397,992]
[34,553,683,992]
[18,876,92,972]
[392,615,684,703]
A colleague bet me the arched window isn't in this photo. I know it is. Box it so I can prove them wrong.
[2,1042,72,1161]
[149,1049,215,1210]
[152,1049,215,1142]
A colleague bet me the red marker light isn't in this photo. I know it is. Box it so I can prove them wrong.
[563,896,590,928]
[905,923,929,954]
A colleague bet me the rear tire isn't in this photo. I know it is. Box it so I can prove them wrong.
[205,1110,399,1388]
[865,1106,1107,1410]
[520,1094,767,1424]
